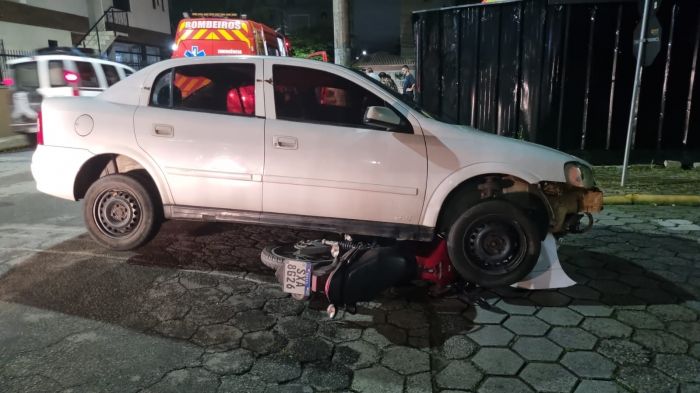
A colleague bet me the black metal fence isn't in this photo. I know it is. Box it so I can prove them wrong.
[413,0,700,158]
[0,43,35,80]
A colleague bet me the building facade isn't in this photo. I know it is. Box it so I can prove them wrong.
[0,0,172,69]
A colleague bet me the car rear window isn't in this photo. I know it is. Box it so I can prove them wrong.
[11,61,39,91]
[102,64,121,86]
[75,61,99,88]
[48,60,67,87]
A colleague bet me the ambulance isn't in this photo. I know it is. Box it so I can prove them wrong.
[172,13,290,58]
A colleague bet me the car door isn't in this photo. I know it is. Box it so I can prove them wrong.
[262,61,427,225]
[133,60,265,212]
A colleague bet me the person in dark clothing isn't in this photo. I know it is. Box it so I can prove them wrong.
[401,65,415,102]
[378,72,398,92]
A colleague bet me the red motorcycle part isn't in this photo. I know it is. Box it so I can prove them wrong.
[416,239,455,287]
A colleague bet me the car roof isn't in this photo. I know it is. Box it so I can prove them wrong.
[7,55,135,70]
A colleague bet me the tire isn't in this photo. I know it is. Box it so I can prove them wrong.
[83,174,161,251]
[446,200,541,288]
[261,241,334,271]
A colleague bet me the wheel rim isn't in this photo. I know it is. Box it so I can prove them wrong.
[93,188,141,239]
[462,215,527,275]
[271,241,334,264]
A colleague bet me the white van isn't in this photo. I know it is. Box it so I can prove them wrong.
[6,51,135,133]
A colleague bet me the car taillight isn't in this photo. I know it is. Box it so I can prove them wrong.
[64,71,80,96]
[64,70,79,83]
[36,111,43,145]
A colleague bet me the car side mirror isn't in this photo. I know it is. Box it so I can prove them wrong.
[363,106,401,130]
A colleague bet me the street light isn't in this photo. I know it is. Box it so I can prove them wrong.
[361,50,367,56]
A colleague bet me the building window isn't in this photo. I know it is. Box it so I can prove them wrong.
[48,40,58,48]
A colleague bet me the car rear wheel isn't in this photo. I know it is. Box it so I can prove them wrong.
[83,174,160,251]
[446,200,540,287]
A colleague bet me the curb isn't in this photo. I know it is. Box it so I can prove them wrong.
[604,194,700,206]
[0,135,33,152]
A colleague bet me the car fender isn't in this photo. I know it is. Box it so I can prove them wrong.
[420,162,541,228]
[85,145,174,205]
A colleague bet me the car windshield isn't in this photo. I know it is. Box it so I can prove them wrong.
[349,68,448,122]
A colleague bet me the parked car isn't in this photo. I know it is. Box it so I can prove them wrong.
[6,50,134,134]
[31,55,602,287]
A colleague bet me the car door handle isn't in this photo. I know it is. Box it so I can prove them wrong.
[273,136,298,150]
[153,124,174,137]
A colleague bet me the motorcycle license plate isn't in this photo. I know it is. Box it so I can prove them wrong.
[282,260,311,296]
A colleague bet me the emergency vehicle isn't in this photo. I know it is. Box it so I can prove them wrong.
[172,13,290,58]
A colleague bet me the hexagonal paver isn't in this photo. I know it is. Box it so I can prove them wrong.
[284,336,333,362]
[512,336,563,361]
[647,304,697,322]
[192,324,243,348]
[231,310,276,332]
[617,365,678,393]
[406,372,431,393]
[218,374,268,393]
[381,347,430,375]
[332,340,380,370]
[149,368,219,392]
[467,325,514,346]
[580,318,632,338]
[568,303,614,317]
[547,327,597,350]
[241,331,287,355]
[495,299,538,315]
[441,334,478,360]
[249,354,301,383]
[536,308,583,326]
[669,321,700,342]
[559,285,601,301]
[387,309,429,330]
[436,361,483,391]
[597,339,651,365]
[318,322,363,343]
[692,344,700,360]
[633,330,689,354]
[202,348,254,375]
[616,310,664,329]
[530,291,571,307]
[561,351,615,378]
[351,366,403,393]
[519,363,577,393]
[472,348,524,375]
[275,316,317,339]
[470,306,509,324]
[300,363,352,391]
[655,354,700,383]
[573,380,622,393]
[504,316,550,336]
[478,377,534,393]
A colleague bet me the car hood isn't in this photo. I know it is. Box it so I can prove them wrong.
[421,119,589,183]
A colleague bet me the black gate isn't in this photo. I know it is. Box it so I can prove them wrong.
[413,0,700,161]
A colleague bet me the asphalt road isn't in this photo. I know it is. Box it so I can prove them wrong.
[1,149,700,393]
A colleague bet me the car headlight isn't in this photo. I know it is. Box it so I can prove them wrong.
[565,162,595,188]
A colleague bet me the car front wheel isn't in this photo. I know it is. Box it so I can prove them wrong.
[446,200,541,288]
[83,174,160,251]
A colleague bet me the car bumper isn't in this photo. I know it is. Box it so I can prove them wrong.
[31,145,93,201]
[541,183,604,235]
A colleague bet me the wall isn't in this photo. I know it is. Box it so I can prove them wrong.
[5,0,89,17]
[127,0,170,34]
[0,21,73,50]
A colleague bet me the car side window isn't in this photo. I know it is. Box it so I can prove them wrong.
[272,65,407,131]
[75,61,99,88]
[48,60,67,87]
[173,64,255,116]
[149,64,256,117]
[102,64,121,86]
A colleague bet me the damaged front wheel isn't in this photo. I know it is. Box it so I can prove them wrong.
[446,200,541,288]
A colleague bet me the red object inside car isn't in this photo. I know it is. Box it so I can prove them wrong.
[226,85,255,115]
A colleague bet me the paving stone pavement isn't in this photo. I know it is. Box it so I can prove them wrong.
[0,205,699,392]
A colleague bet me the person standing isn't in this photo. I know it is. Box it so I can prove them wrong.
[378,72,398,92]
[366,67,379,81]
[401,65,415,102]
